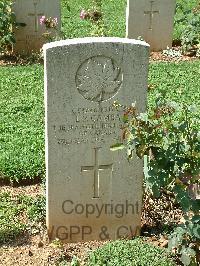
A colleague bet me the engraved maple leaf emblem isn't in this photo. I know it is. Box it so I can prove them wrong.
[76,56,122,102]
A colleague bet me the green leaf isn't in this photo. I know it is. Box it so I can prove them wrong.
[174,185,193,212]
[191,224,200,239]
[151,184,160,198]
[181,247,196,266]
[191,200,200,213]
[191,215,200,223]
[66,4,71,12]
[71,256,80,266]
[110,143,125,151]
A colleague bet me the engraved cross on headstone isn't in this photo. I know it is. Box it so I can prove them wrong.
[144,1,159,30]
[28,1,44,32]
[81,147,113,198]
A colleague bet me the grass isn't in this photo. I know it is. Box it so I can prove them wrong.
[0,65,45,182]
[148,61,200,110]
[0,192,26,243]
[0,0,199,261]
[61,0,126,38]
[87,239,176,266]
[0,192,45,244]
[0,62,199,182]
[61,0,200,40]
[61,0,96,38]
[0,0,199,183]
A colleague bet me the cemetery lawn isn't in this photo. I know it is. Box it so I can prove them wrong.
[0,60,200,183]
[0,59,199,264]
[61,0,126,38]
[0,0,200,264]
[0,65,45,183]
[61,0,200,40]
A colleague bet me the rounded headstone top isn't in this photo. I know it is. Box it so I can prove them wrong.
[43,37,150,51]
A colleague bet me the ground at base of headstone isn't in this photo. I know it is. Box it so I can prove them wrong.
[0,52,43,66]
[0,48,199,67]
[0,184,183,266]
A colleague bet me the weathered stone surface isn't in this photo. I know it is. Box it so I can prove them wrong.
[126,0,176,51]
[13,0,60,54]
[44,37,149,242]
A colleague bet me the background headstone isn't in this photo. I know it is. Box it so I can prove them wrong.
[44,37,149,242]
[126,0,176,51]
[13,0,61,54]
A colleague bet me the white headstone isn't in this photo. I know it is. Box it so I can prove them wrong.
[44,37,149,242]
[126,0,176,51]
[13,0,61,54]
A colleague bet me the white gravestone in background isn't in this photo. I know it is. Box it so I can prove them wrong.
[126,0,176,51]
[13,0,60,54]
[44,37,149,242]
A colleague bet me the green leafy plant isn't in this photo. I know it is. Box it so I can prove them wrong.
[27,195,46,222]
[0,192,46,244]
[87,238,176,265]
[70,256,80,266]
[79,0,106,37]
[0,0,26,53]
[0,192,26,243]
[173,0,199,41]
[168,216,200,266]
[112,93,200,264]
[0,0,16,52]
[174,1,200,56]
[39,15,64,43]
[181,11,200,56]
[118,99,199,197]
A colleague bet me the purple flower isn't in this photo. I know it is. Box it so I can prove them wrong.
[40,15,46,25]
[80,9,87,19]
